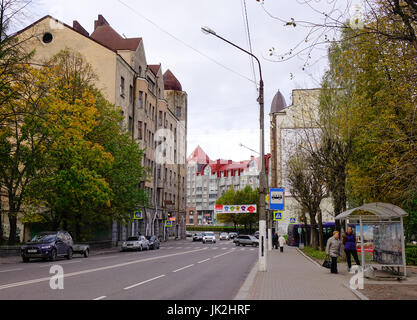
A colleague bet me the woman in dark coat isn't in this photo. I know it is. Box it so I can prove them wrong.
[343,227,361,272]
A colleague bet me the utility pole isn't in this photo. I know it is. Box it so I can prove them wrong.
[201,26,267,271]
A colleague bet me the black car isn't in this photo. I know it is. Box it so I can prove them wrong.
[146,235,160,250]
[21,231,73,262]
[192,233,203,241]
[228,232,238,239]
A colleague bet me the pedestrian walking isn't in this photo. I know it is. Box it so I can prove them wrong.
[343,227,361,273]
[325,231,343,274]
[278,235,286,253]
[272,232,278,249]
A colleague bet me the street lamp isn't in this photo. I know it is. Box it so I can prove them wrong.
[201,26,267,272]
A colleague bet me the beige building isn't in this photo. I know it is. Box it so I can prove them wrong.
[269,89,334,235]
[6,14,187,242]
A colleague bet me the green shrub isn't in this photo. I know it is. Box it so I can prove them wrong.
[405,246,417,265]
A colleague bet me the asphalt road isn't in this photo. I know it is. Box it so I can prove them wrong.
[0,238,257,300]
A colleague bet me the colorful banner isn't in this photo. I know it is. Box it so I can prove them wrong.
[215,204,257,214]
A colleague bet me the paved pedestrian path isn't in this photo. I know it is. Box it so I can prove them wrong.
[237,246,358,300]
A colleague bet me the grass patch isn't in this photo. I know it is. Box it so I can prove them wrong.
[301,246,346,262]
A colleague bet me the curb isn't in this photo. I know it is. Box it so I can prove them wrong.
[343,283,369,300]
[234,260,258,300]
[295,247,322,269]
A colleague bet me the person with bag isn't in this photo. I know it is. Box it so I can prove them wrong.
[278,235,286,252]
[342,227,361,273]
[325,231,343,274]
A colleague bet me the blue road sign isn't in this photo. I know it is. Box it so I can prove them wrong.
[289,217,297,224]
[165,220,173,227]
[273,211,283,221]
[133,210,143,220]
[269,188,285,211]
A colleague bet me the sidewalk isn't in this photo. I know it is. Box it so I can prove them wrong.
[236,246,358,300]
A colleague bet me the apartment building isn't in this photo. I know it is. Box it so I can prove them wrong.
[186,146,270,226]
[13,14,187,242]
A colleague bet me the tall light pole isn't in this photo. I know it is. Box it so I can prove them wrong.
[201,26,267,271]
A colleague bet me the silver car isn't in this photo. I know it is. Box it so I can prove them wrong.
[202,232,216,244]
[121,236,149,251]
[234,235,259,247]
[219,232,230,240]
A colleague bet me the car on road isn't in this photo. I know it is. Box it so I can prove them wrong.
[228,232,238,239]
[219,232,230,240]
[21,231,73,262]
[192,233,204,242]
[254,231,259,239]
[146,235,160,250]
[121,236,149,251]
[202,232,216,244]
[185,231,193,237]
[233,235,259,247]
[72,243,90,257]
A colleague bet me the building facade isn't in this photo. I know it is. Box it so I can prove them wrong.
[269,89,334,235]
[10,15,187,242]
[186,146,270,226]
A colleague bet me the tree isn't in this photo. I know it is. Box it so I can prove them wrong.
[287,150,326,250]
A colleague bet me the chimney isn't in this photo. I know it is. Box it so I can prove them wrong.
[73,21,89,37]
[94,14,109,30]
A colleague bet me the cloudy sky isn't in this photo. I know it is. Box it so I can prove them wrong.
[22,0,359,161]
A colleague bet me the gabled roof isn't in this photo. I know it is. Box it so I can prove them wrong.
[270,90,287,114]
[163,69,182,91]
[187,145,210,164]
[148,64,161,76]
[90,23,142,51]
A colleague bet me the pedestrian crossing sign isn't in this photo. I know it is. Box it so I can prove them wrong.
[273,211,283,221]
[289,217,297,224]
[165,220,173,227]
[133,210,143,220]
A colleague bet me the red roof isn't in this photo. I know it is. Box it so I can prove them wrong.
[148,64,161,76]
[187,145,210,164]
[90,15,142,51]
[163,69,182,91]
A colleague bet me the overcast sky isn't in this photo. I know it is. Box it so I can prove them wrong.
[22,0,359,162]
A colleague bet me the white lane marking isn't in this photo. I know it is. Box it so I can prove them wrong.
[93,296,106,300]
[39,260,82,268]
[197,258,210,264]
[123,275,165,290]
[250,248,255,251]
[172,264,194,273]
[213,251,234,259]
[177,247,182,249]
[0,248,206,291]
[90,255,117,261]
[0,268,23,273]
[222,248,227,250]
[212,247,218,250]
[240,248,245,251]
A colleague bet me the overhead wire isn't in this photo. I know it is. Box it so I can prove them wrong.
[241,0,258,91]
[115,0,256,84]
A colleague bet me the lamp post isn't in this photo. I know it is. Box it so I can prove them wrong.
[201,26,267,271]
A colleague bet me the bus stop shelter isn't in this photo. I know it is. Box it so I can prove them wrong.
[335,202,408,277]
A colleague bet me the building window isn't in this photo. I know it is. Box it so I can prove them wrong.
[138,66,142,77]
[128,116,133,133]
[138,91,143,108]
[158,111,162,126]
[138,121,142,140]
[129,85,133,105]
[176,106,182,117]
[120,77,125,97]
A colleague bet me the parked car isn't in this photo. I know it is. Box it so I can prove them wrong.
[121,236,149,251]
[202,232,216,244]
[186,231,193,238]
[233,235,259,247]
[219,232,230,240]
[228,232,238,239]
[146,235,160,250]
[21,231,73,262]
[254,231,259,239]
[72,243,90,257]
[193,233,204,242]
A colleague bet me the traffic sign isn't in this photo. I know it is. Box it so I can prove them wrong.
[165,220,173,227]
[289,217,297,224]
[269,188,285,211]
[133,210,143,220]
[273,211,283,221]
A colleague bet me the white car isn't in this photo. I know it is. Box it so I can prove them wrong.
[202,232,216,244]
[121,236,149,251]
[219,232,230,240]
